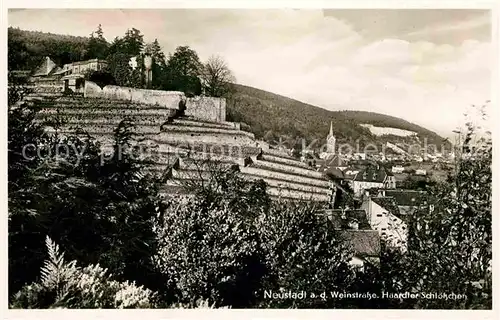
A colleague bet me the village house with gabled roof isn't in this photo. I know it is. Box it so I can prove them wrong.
[378,189,431,216]
[316,154,348,173]
[320,209,371,230]
[57,58,108,93]
[317,209,381,271]
[361,195,408,251]
[338,230,381,271]
[60,58,108,77]
[346,163,396,197]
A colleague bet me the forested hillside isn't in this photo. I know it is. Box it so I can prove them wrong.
[8,27,89,70]
[227,84,449,148]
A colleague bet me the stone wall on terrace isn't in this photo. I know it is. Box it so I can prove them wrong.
[84,81,185,111]
[185,96,226,122]
[84,81,226,122]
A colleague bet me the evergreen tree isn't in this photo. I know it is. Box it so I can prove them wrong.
[95,24,104,39]
[85,24,109,60]
[165,46,203,95]
[107,36,124,56]
[106,53,133,87]
[144,39,166,67]
[122,28,144,56]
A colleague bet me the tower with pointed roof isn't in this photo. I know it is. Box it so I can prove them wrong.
[326,121,336,155]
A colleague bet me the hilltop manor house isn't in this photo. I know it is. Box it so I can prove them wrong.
[28,55,152,93]
[30,56,109,93]
[20,55,430,270]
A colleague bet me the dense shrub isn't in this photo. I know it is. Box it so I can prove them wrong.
[11,237,155,309]
[154,199,266,308]
[255,201,355,308]
[375,112,492,309]
[86,70,116,88]
[8,86,166,298]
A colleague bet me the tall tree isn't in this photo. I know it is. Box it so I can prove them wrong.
[144,39,166,67]
[106,53,134,87]
[165,46,203,95]
[107,36,124,56]
[85,24,109,60]
[95,24,104,39]
[122,28,144,56]
[200,55,236,98]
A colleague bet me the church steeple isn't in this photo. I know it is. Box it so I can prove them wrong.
[327,121,336,155]
[328,121,333,138]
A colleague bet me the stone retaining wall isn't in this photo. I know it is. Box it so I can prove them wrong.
[153,132,256,147]
[266,187,330,202]
[185,96,226,122]
[84,81,227,122]
[239,166,330,188]
[84,81,185,110]
[244,175,330,194]
[259,153,311,169]
[253,159,325,180]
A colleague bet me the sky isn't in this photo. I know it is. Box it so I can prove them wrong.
[8,9,493,138]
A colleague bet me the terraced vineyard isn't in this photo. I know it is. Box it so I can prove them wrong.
[26,89,334,203]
